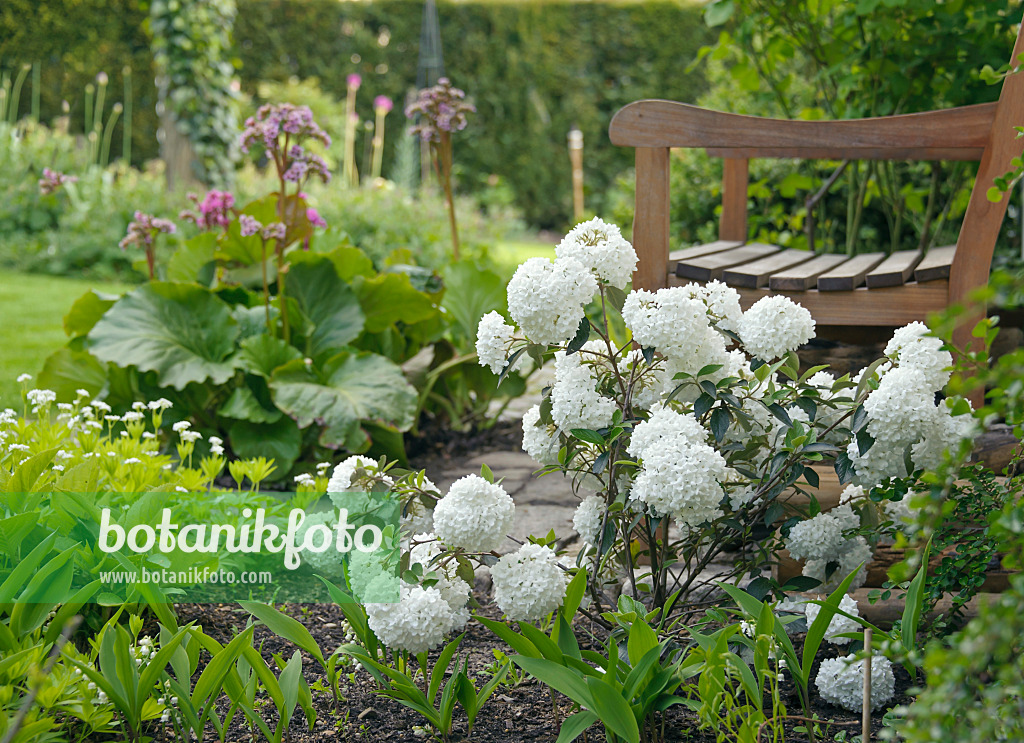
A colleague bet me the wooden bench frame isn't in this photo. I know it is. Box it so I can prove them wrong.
[609,24,1024,354]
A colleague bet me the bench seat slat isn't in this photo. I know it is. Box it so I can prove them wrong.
[816,252,886,291]
[722,248,816,288]
[913,245,957,282]
[768,253,850,291]
[865,249,924,288]
[676,243,780,282]
[668,241,742,275]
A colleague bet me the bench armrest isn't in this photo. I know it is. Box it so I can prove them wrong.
[609,100,996,160]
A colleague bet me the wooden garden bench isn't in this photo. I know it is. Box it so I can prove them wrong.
[609,23,1024,355]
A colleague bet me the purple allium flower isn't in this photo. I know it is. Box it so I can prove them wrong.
[38,168,77,195]
[405,78,475,143]
[307,207,327,228]
[374,95,393,114]
[347,73,362,91]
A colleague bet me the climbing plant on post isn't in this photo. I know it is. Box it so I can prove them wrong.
[149,0,240,189]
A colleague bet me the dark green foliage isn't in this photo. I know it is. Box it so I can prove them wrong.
[0,0,156,167]
[1,0,714,228]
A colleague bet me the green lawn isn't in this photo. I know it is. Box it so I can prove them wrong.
[491,239,556,279]
[0,270,130,408]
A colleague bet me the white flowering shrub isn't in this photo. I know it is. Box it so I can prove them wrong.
[470,216,974,614]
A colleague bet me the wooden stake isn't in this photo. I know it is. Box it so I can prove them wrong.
[862,628,872,742]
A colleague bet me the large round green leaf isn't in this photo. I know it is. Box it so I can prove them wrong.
[270,351,417,448]
[228,417,302,478]
[355,272,439,333]
[286,255,366,357]
[87,282,240,390]
[37,348,107,402]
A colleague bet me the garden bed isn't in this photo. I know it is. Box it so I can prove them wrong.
[161,593,915,743]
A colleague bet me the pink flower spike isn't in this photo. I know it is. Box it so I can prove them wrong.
[374,95,393,114]
[347,73,362,90]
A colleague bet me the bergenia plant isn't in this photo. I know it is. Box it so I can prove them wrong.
[406,78,476,260]
[239,102,332,340]
[119,211,176,279]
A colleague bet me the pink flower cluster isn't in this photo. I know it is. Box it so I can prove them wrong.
[374,95,393,114]
[38,168,77,196]
[119,211,176,251]
[405,78,475,143]
[180,190,235,231]
[239,214,286,242]
[240,103,332,185]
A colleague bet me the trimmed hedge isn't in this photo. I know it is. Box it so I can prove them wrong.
[233,1,714,227]
[2,0,713,229]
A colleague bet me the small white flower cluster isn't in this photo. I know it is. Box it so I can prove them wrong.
[555,218,638,287]
[506,256,597,345]
[848,322,973,486]
[432,474,514,553]
[158,680,179,724]
[736,295,815,361]
[476,311,519,375]
[490,542,568,621]
[804,594,860,645]
[572,494,604,547]
[815,653,895,712]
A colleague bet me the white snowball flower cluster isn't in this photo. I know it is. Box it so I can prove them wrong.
[522,405,560,465]
[432,474,514,552]
[847,339,975,486]
[622,287,723,360]
[573,495,605,546]
[785,511,845,562]
[630,439,729,525]
[506,256,597,345]
[555,217,637,287]
[883,493,915,529]
[815,654,895,712]
[805,594,861,645]
[328,455,392,494]
[682,280,743,332]
[366,583,460,654]
[737,295,815,361]
[490,543,567,621]
[476,311,519,375]
[804,536,872,593]
[627,406,705,459]
[786,504,871,591]
[884,322,951,391]
[551,350,617,431]
[409,533,471,630]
